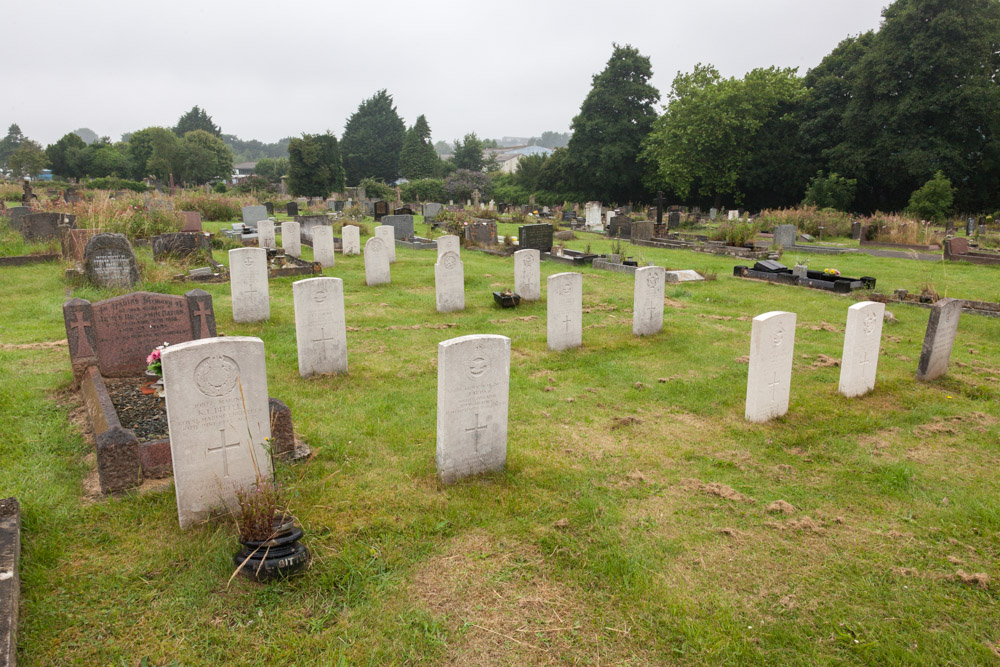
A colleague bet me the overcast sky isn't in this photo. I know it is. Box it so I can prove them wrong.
[6,0,888,147]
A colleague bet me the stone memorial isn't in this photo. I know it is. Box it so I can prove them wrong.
[286,202,299,216]
[631,221,654,241]
[465,219,498,246]
[436,234,460,258]
[364,237,391,286]
[774,224,797,248]
[241,205,267,228]
[436,334,510,484]
[83,233,139,288]
[382,214,414,241]
[745,311,797,423]
[435,251,465,313]
[665,270,705,283]
[162,337,272,530]
[374,225,396,263]
[342,225,361,255]
[517,223,553,252]
[229,248,270,323]
[608,216,632,239]
[281,221,301,258]
[632,266,665,336]
[311,225,336,267]
[293,277,348,377]
[373,200,389,222]
[728,210,740,221]
[294,215,329,243]
[15,212,74,241]
[585,202,602,230]
[257,219,276,250]
[916,298,962,381]
[514,249,540,301]
[839,301,885,397]
[263,201,274,216]
[151,232,211,260]
[422,202,444,220]
[180,211,202,232]
[547,272,583,351]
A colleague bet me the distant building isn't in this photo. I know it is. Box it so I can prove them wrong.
[489,145,554,174]
[232,162,257,183]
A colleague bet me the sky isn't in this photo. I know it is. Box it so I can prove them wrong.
[4,0,889,147]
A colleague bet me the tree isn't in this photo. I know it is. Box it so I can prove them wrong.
[433,140,452,155]
[46,132,88,179]
[802,171,857,210]
[452,133,485,171]
[514,153,548,192]
[8,140,47,178]
[565,44,660,203]
[84,138,130,178]
[527,131,571,148]
[254,157,289,183]
[906,170,954,221]
[399,115,439,179]
[642,64,804,207]
[0,124,25,168]
[126,127,182,181]
[287,132,346,198]
[340,90,406,184]
[72,128,99,145]
[174,106,222,137]
[179,130,233,184]
[443,169,489,202]
[223,135,291,162]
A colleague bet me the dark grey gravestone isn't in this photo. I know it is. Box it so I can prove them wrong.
[668,211,681,228]
[151,232,211,260]
[83,233,139,288]
[286,202,299,216]
[518,223,554,252]
[373,201,389,222]
[294,215,330,243]
[394,205,414,216]
[916,298,962,381]
[382,214,415,240]
[334,200,345,212]
[773,224,797,248]
[608,216,631,239]
[264,201,274,216]
[631,221,654,241]
[0,497,19,667]
[7,206,31,227]
[465,219,498,246]
[96,425,141,494]
[851,221,863,240]
[16,212,74,241]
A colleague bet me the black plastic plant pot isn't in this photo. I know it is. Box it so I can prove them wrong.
[493,291,521,308]
[233,524,310,582]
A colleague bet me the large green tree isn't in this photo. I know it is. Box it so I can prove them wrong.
[340,90,406,184]
[565,44,660,203]
[84,138,130,178]
[254,157,289,183]
[46,132,88,179]
[179,130,233,184]
[399,115,439,179]
[174,106,222,137]
[0,124,25,168]
[8,140,48,178]
[287,132,346,197]
[127,127,182,180]
[451,133,485,172]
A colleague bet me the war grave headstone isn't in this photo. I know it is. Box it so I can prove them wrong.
[632,266,665,336]
[293,277,348,377]
[436,235,460,258]
[514,249,541,301]
[382,214,415,241]
[916,298,962,381]
[517,223,553,252]
[374,225,397,263]
[364,236,391,286]
[342,225,361,255]
[547,272,583,351]
[180,211,202,232]
[839,301,885,397]
[311,225,336,267]
[230,248,270,323]
[161,337,271,530]
[151,233,211,260]
[436,334,511,484]
[774,224,797,248]
[286,202,299,217]
[745,311,797,423]
[465,220,498,246]
[241,205,267,229]
[435,251,465,313]
[373,200,389,222]
[83,233,139,288]
[257,219,276,250]
[281,221,302,258]
[585,202,602,230]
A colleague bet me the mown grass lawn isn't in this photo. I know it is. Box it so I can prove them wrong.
[1,218,998,665]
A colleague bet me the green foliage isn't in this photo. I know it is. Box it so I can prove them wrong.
[235,174,273,194]
[565,44,660,203]
[756,206,853,237]
[514,153,548,192]
[212,182,228,194]
[173,105,222,137]
[84,138,131,178]
[802,171,857,210]
[358,177,395,202]
[906,170,954,222]
[85,177,147,193]
[443,169,488,203]
[254,157,289,184]
[451,133,485,172]
[174,193,246,221]
[46,133,88,179]
[8,140,48,178]
[399,115,439,179]
[527,131,571,148]
[288,133,346,198]
[711,219,761,247]
[488,173,530,205]
[178,130,233,184]
[126,127,180,181]
[341,90,406,184]
[400,178,445,202]
[72,127,98,145]
[0,123,25,168]
[222,135,291,162]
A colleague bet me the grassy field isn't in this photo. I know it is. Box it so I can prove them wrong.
[1,218,999,665]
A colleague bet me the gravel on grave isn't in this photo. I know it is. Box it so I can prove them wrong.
[104,378,168,443]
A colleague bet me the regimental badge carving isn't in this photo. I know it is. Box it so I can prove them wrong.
[242,255,255,268]
[560,280,572,296]
[441,252,458,270]
[466,343,490,380]
[369,238,384,253]
[194,355,240,397]
[646,271,659,289]
[312,286,328,303]
[863,311,878,335]
[772,326,784,347]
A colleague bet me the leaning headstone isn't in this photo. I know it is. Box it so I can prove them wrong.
[773,224,797,248]
[162,337,272,530]
[364,237,391,286]
[83,233,139,288]
[435,251,465,313]
[229,248,269,323]
[745,311,797,423]
[281,221,301,258]
[839,301,886,397]
[341,225,361,255]
[241,205,267,228]
[547,272,583,351]
[518,223,553,252]
[436,234,460,258]
[257,219,276,250]
[514,249,540,301]
[293,277,347,377]
[180,211,202,232]
[375,225,396,263]
[311,225,335,267]
[286,202,299,217]
[382,214,414,241]
[632,266,665,336]
[436,334,511,484]
[916,298,962,381]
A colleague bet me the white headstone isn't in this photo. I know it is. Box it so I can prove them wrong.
[364,236,391,286]
[342,225,361,255]
[665,270,704,283]
[632,266,665,336]
[161,336,272,530]
[435,251,465,313]
[281,221,301,259]
[916,298,962,381]
[436,234,460,258]
[241,205,267,228]
[311,225,335,268]
[728,209,740,221]
[229,248,269,323]
[436,334,510,484]
[839,301,885,397]
[375,225,396,263]
[585,202,603,230]
[547,272,583,351]
[745,311,797,423]
[257,219,276,250]
[293,277,347,377]
[514,249,540,301]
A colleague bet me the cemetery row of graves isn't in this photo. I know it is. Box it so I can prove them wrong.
[0,186,998,664]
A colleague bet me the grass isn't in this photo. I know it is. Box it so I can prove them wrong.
[1,219,999,664]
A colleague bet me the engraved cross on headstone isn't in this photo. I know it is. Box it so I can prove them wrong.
[69,310,94,357]
[312,326,337,362]
[465,413,488,452]
[645,302,658,322]
[768,371,780,403]
[192,302,211,338]
[563,314,572,332]
[207,428,242,478]
[859,351,870,374]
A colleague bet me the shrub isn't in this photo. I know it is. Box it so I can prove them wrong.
[801,171,856,211]
[174,192,255,221]
[359,177,395,201]
[400,178,445,203]
[756,206,853,238]
[85,177,148,193]
[712,220,760,247]
[444,169,489,203]
[906,171,953,223]
[74,193,182,239]
[212,182,228,193]
[236,174,273,195]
